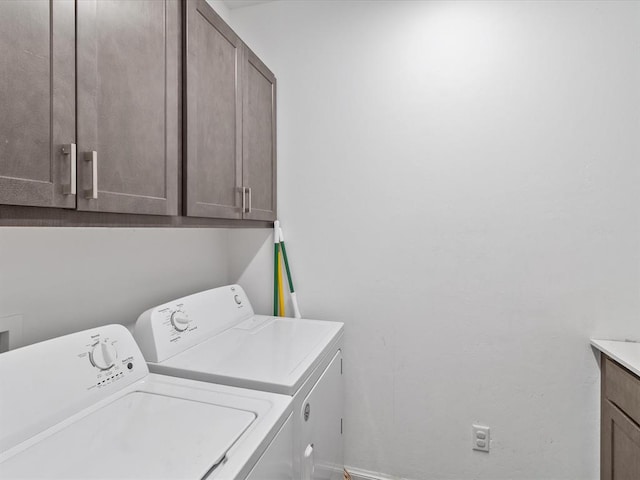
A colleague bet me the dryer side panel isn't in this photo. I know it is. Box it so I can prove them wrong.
[244,414,294,480]
[299,350,344,480]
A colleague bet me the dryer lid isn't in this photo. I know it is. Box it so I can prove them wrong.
[156,316,343,395]
[0,391,255,479]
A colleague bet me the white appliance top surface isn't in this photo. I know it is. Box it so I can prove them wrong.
[591,339,640,378]
[0,324,293,480]
[155,316,343,395]
[0,389,254,479]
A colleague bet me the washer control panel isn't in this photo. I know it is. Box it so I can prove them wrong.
[0,324,149,450]
[89,339,117,370]
[76,326,147,391]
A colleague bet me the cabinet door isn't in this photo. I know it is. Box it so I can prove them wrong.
[602,400,640,480]
[184,0,243,219]
[76,0,179,215]
[0,0,75,208]
[243,48,277,221]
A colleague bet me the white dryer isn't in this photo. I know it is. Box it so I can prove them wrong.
[133,284,344,480]
[0,324,293,480]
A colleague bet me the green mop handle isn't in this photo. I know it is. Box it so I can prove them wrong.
[278,225,302,319]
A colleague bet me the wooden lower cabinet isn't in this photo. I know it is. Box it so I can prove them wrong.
[601,357,640,480]
[601,400,640,480]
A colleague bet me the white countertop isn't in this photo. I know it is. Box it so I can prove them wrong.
[591,339,640,378]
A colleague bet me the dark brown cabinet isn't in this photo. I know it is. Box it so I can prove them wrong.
[184,0,243,219]
[0,0,179,216]
[185,0,276,221]
[76,0,180,215]
[601,357,640,480]
[0,0,75,209]
[243,48,277,221]
[1,0,276,226]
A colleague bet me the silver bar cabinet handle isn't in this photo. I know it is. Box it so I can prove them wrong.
[61,143,76,195]
[247,187,252,213]
[85,151,98,199]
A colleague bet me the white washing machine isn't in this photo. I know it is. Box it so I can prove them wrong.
[0,324,293,480]
[133,284,344,480]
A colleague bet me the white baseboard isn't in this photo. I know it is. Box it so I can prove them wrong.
[345,466,413,480]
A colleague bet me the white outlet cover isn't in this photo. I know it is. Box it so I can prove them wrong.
[0,314,24,351]
[472,424,490,452]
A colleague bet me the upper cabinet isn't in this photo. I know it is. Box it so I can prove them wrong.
[0,0,76,209]
[185,0,276,221]
[0,0,180,217]
[184,0,243,219]
[0,0,275,225]
[243,48,277,221]
[76,0,180,215]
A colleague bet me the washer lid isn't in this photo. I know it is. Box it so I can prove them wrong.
[0,391,255,479]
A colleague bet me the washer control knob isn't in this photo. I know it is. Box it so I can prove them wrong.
[90,340,117,371]
[171,309,190,332]
[234,295,242,305]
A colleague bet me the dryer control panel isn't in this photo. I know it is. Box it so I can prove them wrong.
[133,284,255,363]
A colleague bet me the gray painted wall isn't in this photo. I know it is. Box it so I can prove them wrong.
[0,228,230,347]
[229,1,640,478]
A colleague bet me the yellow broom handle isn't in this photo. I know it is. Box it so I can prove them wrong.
[277,249,285,316]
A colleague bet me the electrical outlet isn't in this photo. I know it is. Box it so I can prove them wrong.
[472,424,490,452]
[0,314,23,353]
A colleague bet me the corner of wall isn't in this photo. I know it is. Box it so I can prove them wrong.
[226,228,274,314]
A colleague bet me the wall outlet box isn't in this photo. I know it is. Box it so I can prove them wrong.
[472,424,490,452]
[0,314,23,353]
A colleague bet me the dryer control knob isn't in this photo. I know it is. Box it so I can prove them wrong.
[90,340,117,371]
[171,310,190,332]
